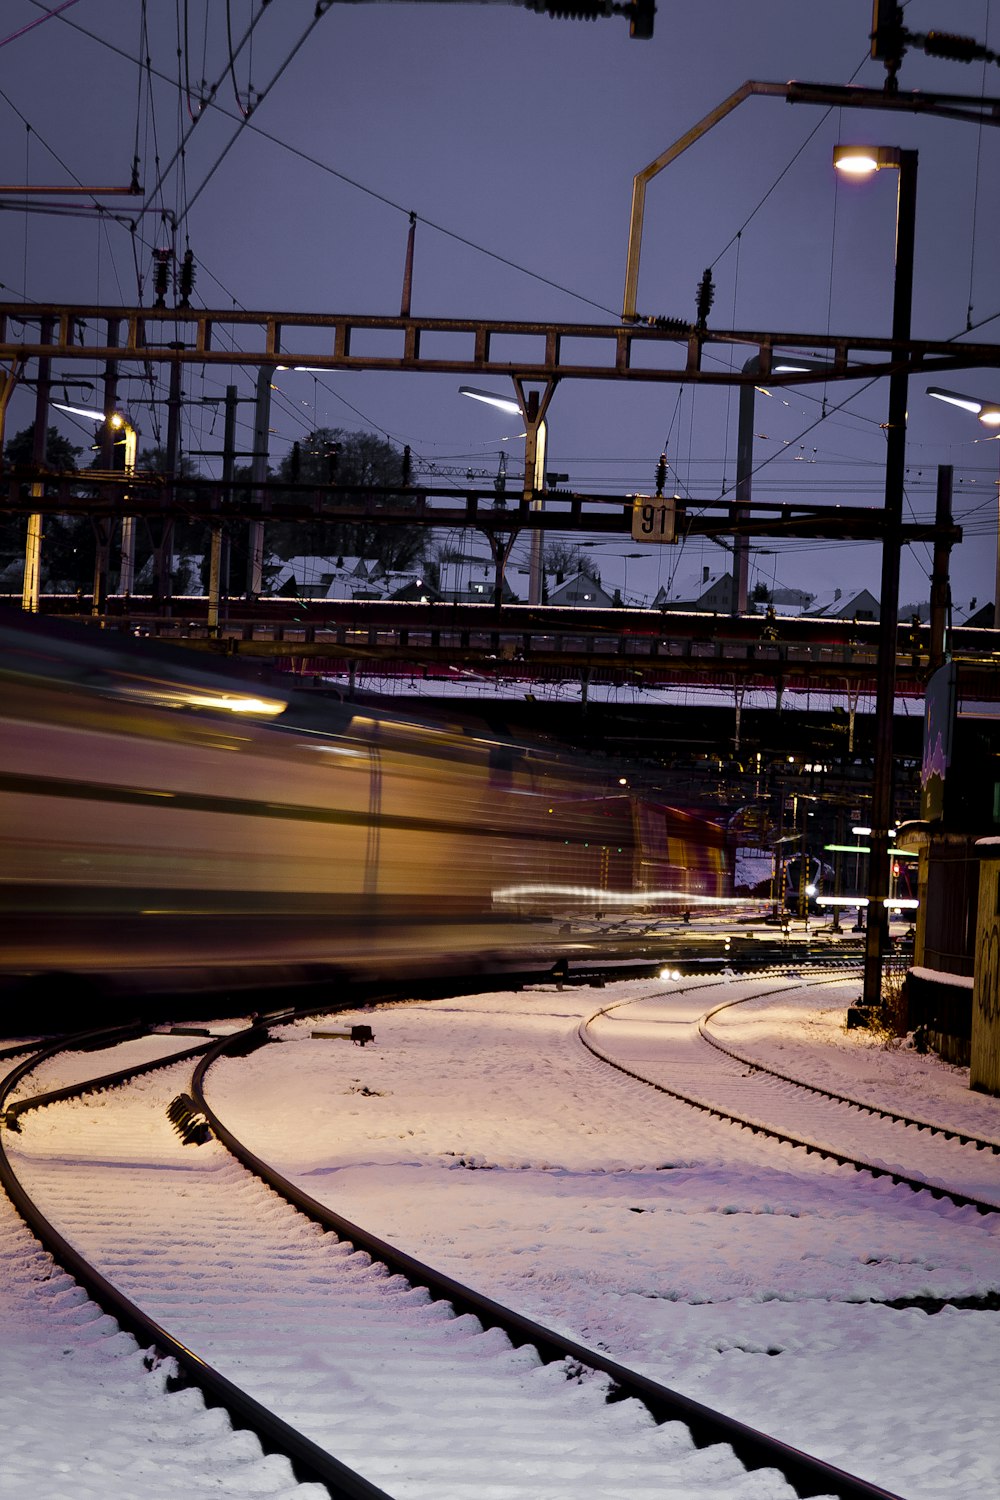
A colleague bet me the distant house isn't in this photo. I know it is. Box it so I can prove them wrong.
[547,571,614,608]
[768,584,814,613]
[271,555,373,599]
[808,586,880,622]
[653,565,734,613]
[374,568,440,602]
[438,547,518,603]
[133,552,204,594]
[963,600,994,628]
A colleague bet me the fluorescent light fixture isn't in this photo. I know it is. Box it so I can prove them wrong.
[927,385,1000,427]
[53,400,134,432]
[927,387,985,416]
[459,385,521,416]
[772,358,833,375]
[53,401,105,422]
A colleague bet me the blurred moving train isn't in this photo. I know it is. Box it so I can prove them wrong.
[0,614,729,1023]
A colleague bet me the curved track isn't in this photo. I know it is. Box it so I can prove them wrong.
[580,971,1000,1215]
[1,1018,904,1500]
[0,1028,391,1499]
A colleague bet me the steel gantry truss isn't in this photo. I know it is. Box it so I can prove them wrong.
[0,471,959,551]
[2,302,1000,386]
[0,299,990,563]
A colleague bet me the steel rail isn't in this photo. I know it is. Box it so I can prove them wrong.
[698,992,1000,1155]
[194,1019,904,1500]
[0,1027,394,1500]
[580,975,1000,1216]
[2,1034,215,1129]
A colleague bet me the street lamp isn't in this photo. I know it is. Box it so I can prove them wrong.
[459,384,552,606]
[927,384,1000,628]
[833,142,918,1010]
[53,402,138,593]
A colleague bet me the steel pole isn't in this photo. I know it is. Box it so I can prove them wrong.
[246,366,272,599]
[994,442,1000,630]
[733,356,758,614]
[92,320,120,616]
[863,148,917,1009]
[928,465,953,672]
[119,421,137,596]
[526,412,547,606]
[21,317,52,613]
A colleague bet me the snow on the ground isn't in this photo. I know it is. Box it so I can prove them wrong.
[0,1188,325,1499]
[2,974,998,1499]
[699,982,1000,1141]
[205,974,1000,1500]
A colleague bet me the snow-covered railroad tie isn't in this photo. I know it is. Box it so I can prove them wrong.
[582,973,1000,1214]
[1,1023,900,1500]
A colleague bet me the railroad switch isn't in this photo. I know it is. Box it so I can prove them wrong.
[167,1093,212,1145]
[311,1024,375,1046]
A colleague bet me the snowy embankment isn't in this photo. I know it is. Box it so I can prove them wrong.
[0,1034,326,1500]
[205,974,1000,1500]
[7,1051,809,1500]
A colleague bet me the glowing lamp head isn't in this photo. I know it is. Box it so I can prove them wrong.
[834,149,878,176]
[833,144,902,176]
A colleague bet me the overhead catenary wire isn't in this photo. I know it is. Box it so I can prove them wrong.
[138,0,276,222]
[0,0,80,51]
[7,2,998,612]
[175,11,328,232]
[22,0,621,321]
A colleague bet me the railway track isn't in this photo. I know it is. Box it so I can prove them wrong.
[580,971,1000,1215]
[0,1019,903,1500]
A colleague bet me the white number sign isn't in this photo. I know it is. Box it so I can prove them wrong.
[631,496,677,543]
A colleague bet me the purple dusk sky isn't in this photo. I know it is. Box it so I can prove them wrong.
[2,0,999,614]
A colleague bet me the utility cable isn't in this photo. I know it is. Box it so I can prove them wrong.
[176,13,325,231]
[965,1,992,330]
[24,0,620,319]
[137,0,277,223]
[0,0,80,50]
[226,0,251,117]
[709,52,868,273]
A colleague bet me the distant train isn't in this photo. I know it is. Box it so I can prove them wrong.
[0,614,729,1024]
